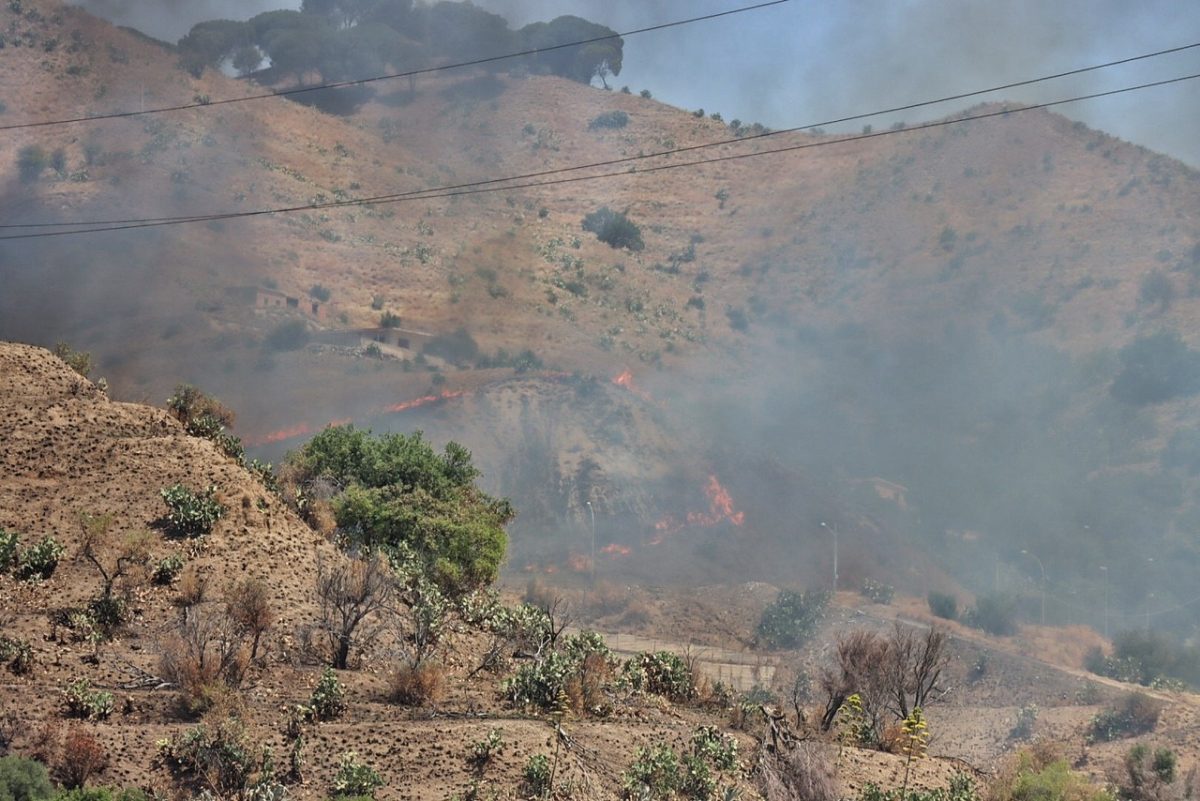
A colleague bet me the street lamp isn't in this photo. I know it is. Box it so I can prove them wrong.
[1099,565,1109,640]
[585,501,595,587]
[820,521,838,593]
[1020,549,1046,626]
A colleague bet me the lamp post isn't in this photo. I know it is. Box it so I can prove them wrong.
[585,501,595,587]
[1099,565,1109,640]
[820,521,838,593]
[1020,549,1046,626]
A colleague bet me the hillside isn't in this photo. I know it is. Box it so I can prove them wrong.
[3,341,1199,801]
[2,0,1200,635]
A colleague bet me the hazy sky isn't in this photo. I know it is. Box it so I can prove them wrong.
[70,0,1200,166]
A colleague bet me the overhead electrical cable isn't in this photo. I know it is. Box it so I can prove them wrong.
[0,0,790,132]
[2,72,1197,242]
[3,41,1198,231]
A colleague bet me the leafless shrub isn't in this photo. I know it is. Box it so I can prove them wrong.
[316,553,395,670]
[820,629,891,735]
[224,577,273,662]
[819,624,949,741]
[159,603,252,716]
[756,741,839,801]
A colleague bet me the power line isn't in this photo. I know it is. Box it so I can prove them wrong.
[9,41,1200,231]
[2,71,1197,242]
[0,0,790,132]
[4,41,1198,231]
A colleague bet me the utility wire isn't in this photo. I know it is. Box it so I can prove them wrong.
[4,41,1198,230]
[2,71,1197,242]
[0,0,790,132]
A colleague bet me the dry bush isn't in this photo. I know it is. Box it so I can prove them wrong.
[159,603,252,716]
[756,741,839,801]
[564,650,614,715]
[306,500,338,537]
[589,580,631,616]
[820,629,891,734]
[620,598,653,627]
[176,565,209,608]
[523,577,556,610]
[57,727,109,788]
[25,723,109,788]
[225,577,273,662]
[389,661,445,706]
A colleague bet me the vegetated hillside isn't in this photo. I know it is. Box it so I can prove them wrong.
[4,0,1200,632]
[5,342,1200,801]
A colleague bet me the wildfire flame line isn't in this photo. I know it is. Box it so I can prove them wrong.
[245,391,465,447]
[651,473,745,545]
[611,369,654,402]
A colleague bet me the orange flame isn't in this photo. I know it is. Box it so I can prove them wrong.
[255,423,312,445]
[568,553,591,573]
[687,474,746,527]
[600,543,632,556]
[383,390,465,414]
[612,369,653,402]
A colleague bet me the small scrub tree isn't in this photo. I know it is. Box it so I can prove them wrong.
[756,589,829,650]
[927,592,958,620]
[582,206,644,251]
[1088,692,1163,742]
[588,110,629,130]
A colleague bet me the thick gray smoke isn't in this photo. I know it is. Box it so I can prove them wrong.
[66,0,297,41]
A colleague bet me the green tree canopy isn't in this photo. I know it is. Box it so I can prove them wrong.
[288,426,513,596]
[520,16,623,85]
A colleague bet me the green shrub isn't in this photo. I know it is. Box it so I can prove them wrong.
[0,636,33,674]
[158,718,256,798]
[16,537,64,582]
[523,754,551,797]
[860,579,894,605]
[51,790,152,801]
[1088,629,1200,688]
[309,284,331,302]
[289,427,513,598]
[859,773,979,801]
[379,311,401,328]
[0,755,54,801]
[160,485,225,538]
[0,529,18,573]
[623,651,694,702]
[152,554,185,585]
[17,145,47,184]
[1088,692,1162,742]
[51,342,92,378]
[582,207,644,251]
[331,752,383,798]
[990,752,1111,801]
[1120,744,1180,801]
[588,110,629,130]
[690,726,738,772]
[622,744,680,799]
[308,667,346,721]
[1008,704,1039,741]
[62,678,114,720]
[964,594,1018,636]
[927,592,958,620]
[1110,330,1200,405]
[468,728,503,769]
[264,319,310,351]
[505,650,574,711]
[423,327,480,366]
[755,589,829,649]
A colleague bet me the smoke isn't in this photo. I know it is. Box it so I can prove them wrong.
[471,0,1200,166]
[66,0,298,41]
